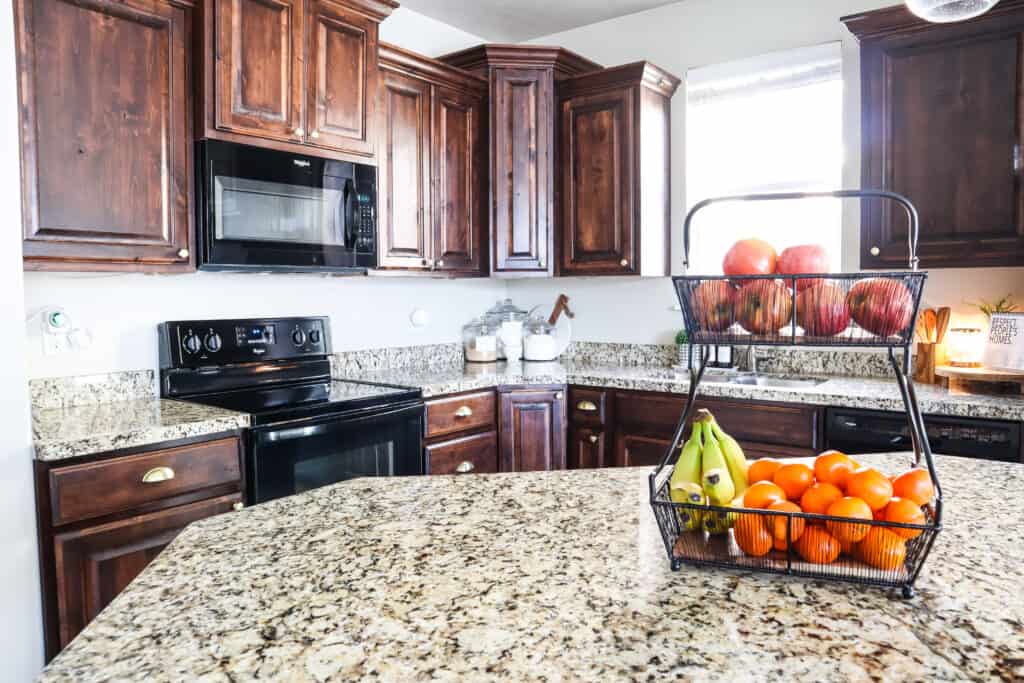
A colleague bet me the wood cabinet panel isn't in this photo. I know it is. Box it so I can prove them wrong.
[307,0,376,155]
[424,390,497,440]
[378,70,431,268]
[569,426,608,469]
[433,85,486,273]
[560,87,635,274]
[499,388,566,472]
[848,4,1024,268]
[52,493,240,650]
[15,0,194,271]
[49,438,242,526]
[214,0,304,140]
[492,68,553,274]
[426,430,498,475]
[613,431,672,469]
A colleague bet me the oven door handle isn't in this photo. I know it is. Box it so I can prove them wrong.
[253,401,423,445]
[259,424,332,442]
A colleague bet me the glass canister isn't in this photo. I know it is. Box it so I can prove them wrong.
[462,317,498,363]
[485,299,529,360]
[523,314,560,362]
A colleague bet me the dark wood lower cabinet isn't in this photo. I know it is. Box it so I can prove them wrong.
[498,388,567,472]
[426,430,499,475]
[613,431,673,468]
[568,426,609,469]
[52,493,240,650]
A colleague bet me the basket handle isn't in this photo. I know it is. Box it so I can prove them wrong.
[682,189,921,272]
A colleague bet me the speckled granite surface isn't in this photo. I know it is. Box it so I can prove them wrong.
[340,361,1024,421]
[33,399,249,462]
[38,454,1024,682]
[30,370,156,409]
[332,343,463,374]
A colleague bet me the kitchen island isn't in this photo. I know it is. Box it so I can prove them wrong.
[40,454,1022,681]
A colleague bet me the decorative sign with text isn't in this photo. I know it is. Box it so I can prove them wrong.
[983,312,1024,372]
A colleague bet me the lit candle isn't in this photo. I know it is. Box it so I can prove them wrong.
[946,327,985,367]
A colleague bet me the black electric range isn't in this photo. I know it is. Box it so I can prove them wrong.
[159,317,424,504]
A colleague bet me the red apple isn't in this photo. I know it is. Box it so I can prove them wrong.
[723,239,778,277]
[692,280,736,332]
[796,281,851,337]
[778,245,831,292]
[846,278,914,338]
[736,280,793,335]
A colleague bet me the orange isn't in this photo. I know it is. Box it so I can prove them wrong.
[799,482,844,518]
[743,481,787,509]
[825,497,873,544]
[747,458,782,484]
[733,511,773,557]
[813,451,856,489]
[846,468,893,512]
[837,537,856,556]
[795,526,841,565]
[857,527,907,571]
[773,463,815,500]
[882,497,926,539]
[766,500,805,551]
[892,469,935,506]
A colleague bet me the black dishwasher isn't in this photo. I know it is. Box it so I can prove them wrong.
[826,407,1022,463]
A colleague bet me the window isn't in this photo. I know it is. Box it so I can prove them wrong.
[685,43,844,274]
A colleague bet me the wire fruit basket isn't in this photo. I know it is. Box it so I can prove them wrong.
[650,190,943,598]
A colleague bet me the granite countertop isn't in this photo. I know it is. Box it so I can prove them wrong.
[39,453,1023,681]
[337,361,1024,422]
[32,399,250,462]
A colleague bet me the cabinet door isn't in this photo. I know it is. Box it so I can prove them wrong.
[861,30,1024,268]
[499,389,566,472]
[51,494,240,649]
[426,430,499,475]
[492,68,553,275]
[214,0,304,142]
[377,70,431,269]
[613,431,673,469]
[560,87,636,275]
[433,86,486,274]
[568,426,608,470]
[306,0,376,156]
[15,0,194,271]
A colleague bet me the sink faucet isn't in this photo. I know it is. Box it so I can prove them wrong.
[749,345,758,374]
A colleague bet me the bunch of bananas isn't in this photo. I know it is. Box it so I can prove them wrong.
[668,409,749,535]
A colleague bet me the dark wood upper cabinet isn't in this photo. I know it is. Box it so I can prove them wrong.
[558,63,679,276]
[844,1,1024,269]
[213,0,304,142]
[498,387,567,472]
[441,45,602,277]
[14,0,195,271]
[200,0,395,162]
[377,44,488,276]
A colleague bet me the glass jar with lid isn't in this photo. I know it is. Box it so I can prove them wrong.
[485,299,529,360]
[462,317,498,363]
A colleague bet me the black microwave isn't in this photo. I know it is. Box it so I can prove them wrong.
[196,140,376,272]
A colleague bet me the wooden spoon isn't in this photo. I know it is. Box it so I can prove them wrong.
[935,307,952,344]
[923,309,937,343]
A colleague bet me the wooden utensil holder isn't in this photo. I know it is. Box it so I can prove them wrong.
[914,342,936,384]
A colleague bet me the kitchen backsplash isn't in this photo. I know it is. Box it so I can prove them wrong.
[734,347,910,379]
[331,343,464,375]
[560,341,677,367]
[30,370,156,410]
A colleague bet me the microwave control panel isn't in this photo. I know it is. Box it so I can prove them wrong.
[159,317,331,368]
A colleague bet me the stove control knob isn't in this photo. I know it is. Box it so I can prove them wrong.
[309,329,322,345]
[291,328,307,347]
[204,332,222,353]
[182,332,202,355]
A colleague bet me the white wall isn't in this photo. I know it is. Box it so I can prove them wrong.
[23,9,494,380]
[0,0,44,677]
[512,0,1024,342]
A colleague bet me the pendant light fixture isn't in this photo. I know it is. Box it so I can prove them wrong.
[905,0,1000,22]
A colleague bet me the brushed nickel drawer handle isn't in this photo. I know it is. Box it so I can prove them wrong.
[454,406,473,418]
[142,466,174,484]
[588,434,599,444]
[576,400,598,412]
[455,461,475,474]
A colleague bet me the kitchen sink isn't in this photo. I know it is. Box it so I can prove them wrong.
[700,371,827,389]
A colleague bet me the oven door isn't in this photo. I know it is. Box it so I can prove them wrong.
[197,140,376,272]
[247,402,424,504]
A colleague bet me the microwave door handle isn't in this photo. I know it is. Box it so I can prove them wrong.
[342,179,358,250]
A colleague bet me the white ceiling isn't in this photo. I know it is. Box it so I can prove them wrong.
[398,0,683,42]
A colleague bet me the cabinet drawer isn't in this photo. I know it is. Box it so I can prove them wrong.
[425,390,497,439]
[49,438,242,527]
[426,430,498,475]
[568,387,609,425]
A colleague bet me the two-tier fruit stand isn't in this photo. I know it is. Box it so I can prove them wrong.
[649,190,943,598]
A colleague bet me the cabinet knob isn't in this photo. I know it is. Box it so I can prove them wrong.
[620,259,629,267]
[454,406,473,418]
[588,434,599,444]
[576,400,598,412]
[310,130,319,139]
[232,501,245,511]
[437,259,445,267]
[555,392,564,400]
[455,461,475,474]
[177,248,190,259]
[538,260,545,269]
[421,258,428,266]
[292,127,305,137]
[870,246,880,256]
[142,466,174,484]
